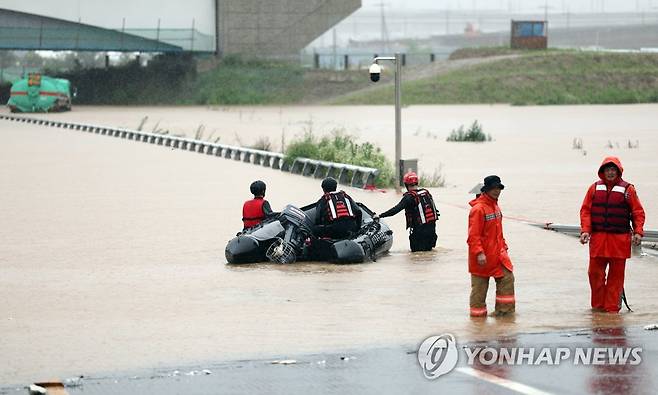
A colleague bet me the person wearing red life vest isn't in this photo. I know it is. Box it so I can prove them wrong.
[579,156,645,313]
[467,175,515,317]
[242,180,274,230]
[313,177,362,239]
[375,171,438,252]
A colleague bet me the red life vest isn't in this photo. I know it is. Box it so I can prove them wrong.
[242,197,266,228]
[591,180,631,234]
[404,188,438,228]
[324,191,355,221]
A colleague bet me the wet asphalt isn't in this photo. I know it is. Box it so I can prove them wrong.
[3,325,656,395]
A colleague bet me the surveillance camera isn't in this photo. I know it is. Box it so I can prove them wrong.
[369,63,381,82]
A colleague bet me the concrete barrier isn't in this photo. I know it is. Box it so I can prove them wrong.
[1,114,381,188]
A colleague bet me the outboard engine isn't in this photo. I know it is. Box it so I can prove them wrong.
[265,205,313,264]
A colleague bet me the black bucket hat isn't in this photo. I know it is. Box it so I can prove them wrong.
[480,175,505,192]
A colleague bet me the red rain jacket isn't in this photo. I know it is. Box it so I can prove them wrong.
[467,193,513,278]
[580,156,645,259]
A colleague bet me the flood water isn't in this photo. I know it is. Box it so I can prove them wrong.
[1,104,657,385]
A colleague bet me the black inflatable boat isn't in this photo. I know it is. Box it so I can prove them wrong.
[225,202,393,264]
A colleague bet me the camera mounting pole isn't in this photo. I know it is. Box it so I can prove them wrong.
[372,54,402,192]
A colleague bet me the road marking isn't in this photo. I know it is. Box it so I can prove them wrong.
[455,367,554,395]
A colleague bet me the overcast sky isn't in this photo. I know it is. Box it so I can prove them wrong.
[362,0,656,13]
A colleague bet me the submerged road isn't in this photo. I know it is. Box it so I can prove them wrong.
[1,105,657,392]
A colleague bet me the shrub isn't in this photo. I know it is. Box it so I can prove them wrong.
[284,130,395,188]
[446,120,492,142]
[250,136,273,151]
[419,165,446,187]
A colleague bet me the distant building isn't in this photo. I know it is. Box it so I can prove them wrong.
[510,20,548,50]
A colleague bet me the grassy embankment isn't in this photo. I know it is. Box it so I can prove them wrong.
[334,50,658,106]
[51,49,658,106]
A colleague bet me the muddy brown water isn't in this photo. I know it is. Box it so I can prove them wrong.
[1,105,657,385]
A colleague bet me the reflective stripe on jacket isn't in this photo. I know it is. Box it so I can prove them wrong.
[324,191,355,221]
[404,188,438,228]
[591,180,631,234]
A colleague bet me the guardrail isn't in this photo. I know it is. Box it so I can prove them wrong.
[531,223,658,250]
[0,114,380,188]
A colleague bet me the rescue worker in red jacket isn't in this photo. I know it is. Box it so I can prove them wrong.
[314,177,362,239]
[467,175,514,317]
[242,180,274,230]
[579,156,645,313]
[375,171,438,252]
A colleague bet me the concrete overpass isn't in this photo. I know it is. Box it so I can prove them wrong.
[0,0,361,56]
[0,8,184,52]
[217,0,361,56]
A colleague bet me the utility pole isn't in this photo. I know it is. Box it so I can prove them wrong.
[539,1,555,22]
[374,2,390,53]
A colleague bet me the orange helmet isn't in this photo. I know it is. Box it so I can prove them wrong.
[403,171,418,185]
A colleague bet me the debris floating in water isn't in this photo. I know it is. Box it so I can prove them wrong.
[63,376,84,387]
[271,359,297,365]
[644,324,658,331]
[28,384,47,395]
[183,369,212,376]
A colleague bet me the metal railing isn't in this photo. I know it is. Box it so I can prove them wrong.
[0,114,379,188]
[532,223,658,250]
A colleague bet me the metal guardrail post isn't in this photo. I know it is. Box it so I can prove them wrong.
[365,172,377,187]
[253,153,262,165]
[337,168,349,185]
[350,171,360,188]
[301,161,313,176]
[290,159,302,174]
